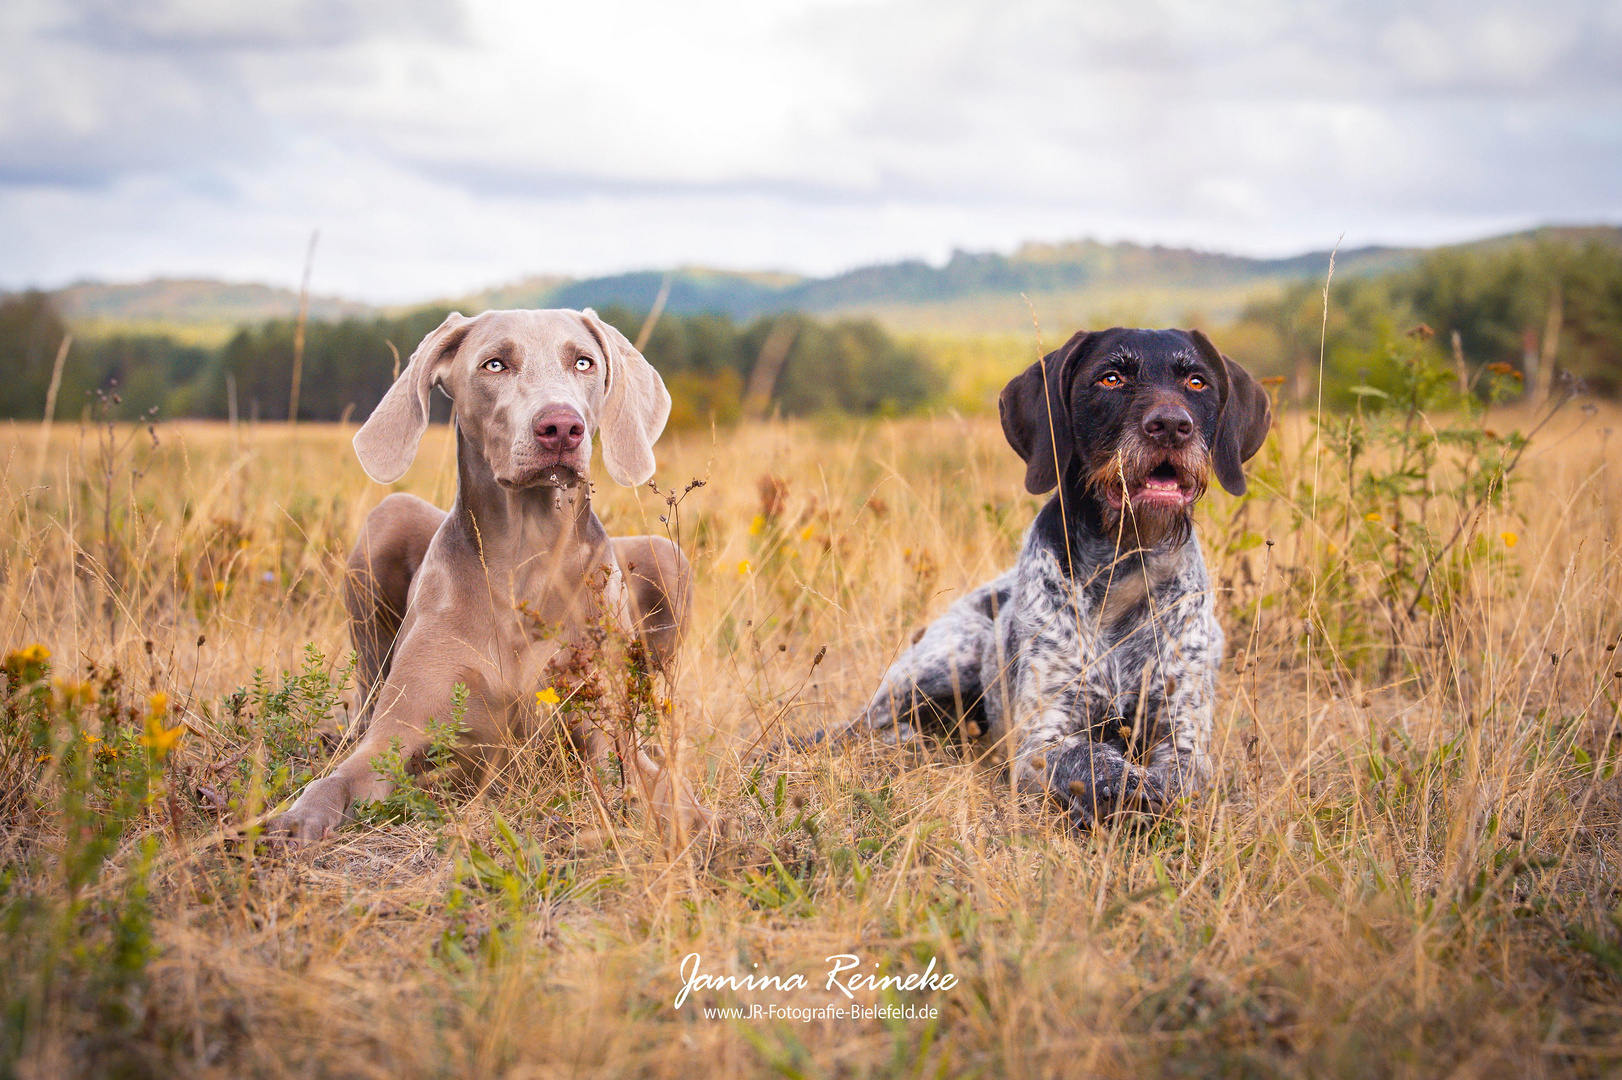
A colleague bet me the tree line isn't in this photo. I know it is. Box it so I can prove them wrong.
[0,298,941,425]
[5,232,1617,426]
[1238,234,1622,405]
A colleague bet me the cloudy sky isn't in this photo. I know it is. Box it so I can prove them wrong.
[3,0,1619,301]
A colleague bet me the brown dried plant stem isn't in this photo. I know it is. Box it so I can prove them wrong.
[287,229,319,428]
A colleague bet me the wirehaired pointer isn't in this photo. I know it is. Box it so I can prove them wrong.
[848,328,1270,826]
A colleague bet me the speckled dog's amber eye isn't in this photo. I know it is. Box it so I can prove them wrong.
[1097,372,1123,388]
[1186,374,1207,390]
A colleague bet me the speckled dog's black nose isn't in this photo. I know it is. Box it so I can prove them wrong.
[1142,403,1194,447]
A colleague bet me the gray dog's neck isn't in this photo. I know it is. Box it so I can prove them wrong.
[447,426,607,572]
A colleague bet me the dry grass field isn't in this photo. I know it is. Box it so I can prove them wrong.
[3,393,1621,1078]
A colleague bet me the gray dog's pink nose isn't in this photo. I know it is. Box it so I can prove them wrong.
[534,409,585,452]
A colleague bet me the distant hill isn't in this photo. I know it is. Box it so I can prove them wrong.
[26,224,1622,339]
[52,277,372,324]
[450,226,1618,332]
[451,240,1415,331]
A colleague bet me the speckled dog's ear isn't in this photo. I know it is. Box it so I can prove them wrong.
[999,330,1097,495]
[1190,329,1271,496]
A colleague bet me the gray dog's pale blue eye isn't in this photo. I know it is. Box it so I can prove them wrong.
[482,358,505,372]
[575,357,593,372]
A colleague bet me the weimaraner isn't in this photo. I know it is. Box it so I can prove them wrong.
[266,308,710,845]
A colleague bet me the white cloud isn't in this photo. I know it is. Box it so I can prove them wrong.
[0,0,1617,300]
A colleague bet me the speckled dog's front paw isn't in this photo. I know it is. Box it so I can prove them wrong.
[1043,741,1150,828]
[1137,757,1206,814]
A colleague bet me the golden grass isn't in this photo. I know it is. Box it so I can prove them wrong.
[3,406,1621,1078]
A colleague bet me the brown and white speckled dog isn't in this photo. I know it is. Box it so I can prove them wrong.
[846,327,1271,826]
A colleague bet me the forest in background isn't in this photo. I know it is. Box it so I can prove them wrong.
[0,299,939,427]
[0,228,1618,426]
[1237,233,1622,404]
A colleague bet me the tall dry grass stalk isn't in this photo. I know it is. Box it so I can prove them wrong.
[1,403,1619,1078]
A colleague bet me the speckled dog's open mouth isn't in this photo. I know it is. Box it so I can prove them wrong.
[1102,458,1199,510]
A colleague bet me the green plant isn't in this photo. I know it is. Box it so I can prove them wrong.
[350,682,470,827]
[0,646,173,1072]
[1299,324,1573,675]
[212,644,353,816]
[436,811,604,971]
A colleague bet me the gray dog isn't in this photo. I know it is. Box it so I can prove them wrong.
[266,309,710,845]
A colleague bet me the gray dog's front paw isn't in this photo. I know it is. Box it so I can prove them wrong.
[1047,741,1149,828]
[264,775,351,846]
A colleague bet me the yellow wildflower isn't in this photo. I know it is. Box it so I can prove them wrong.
[214,581,227,595]
[138,691,183,759]
[140,713,184,760]
[6,643,50,671]
[1364,511,1382,523]
[1501,531,1518,548]
[535,686,561,706]
[5,644,52,684]
[799,525,814,541]
[55,679,94,707]
[737,560,752,575]
[748,514,766,537]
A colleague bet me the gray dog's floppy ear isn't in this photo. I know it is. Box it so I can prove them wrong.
[581,308,671,486]
[1190,329,1271,497]
[353,312,472,483]
[998,330,1095,495]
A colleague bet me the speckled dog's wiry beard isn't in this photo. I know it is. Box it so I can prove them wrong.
[1081,436,1211,552]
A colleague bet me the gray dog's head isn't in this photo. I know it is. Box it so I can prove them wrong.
[352,308,671,490]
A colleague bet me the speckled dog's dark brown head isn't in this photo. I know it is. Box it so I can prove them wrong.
[998,327,1271,549]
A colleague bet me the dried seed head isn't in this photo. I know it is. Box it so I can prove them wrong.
[1068,780,1087,797]
[1029,756,1046,772]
